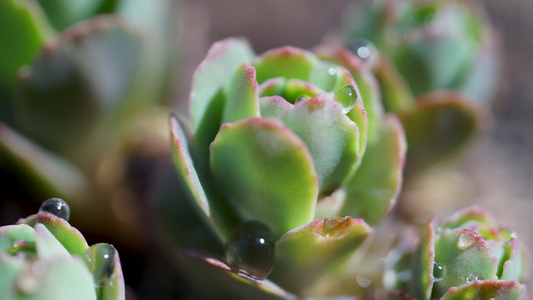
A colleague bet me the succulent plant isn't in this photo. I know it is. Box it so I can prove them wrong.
[0,0,173,246]
[164,37,406,298]
[340,0,499,174]
[0,198,124,299]
[384,206,528,299]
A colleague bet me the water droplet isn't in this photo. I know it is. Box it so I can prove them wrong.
[433,262,445,282]
[356,276,372,288]
[225,221,275,280]
[334,84,358,113]
[16,260,47,294]
[310,62,338,91]
[346,39,376,63]
[7,240,36,255]
[83,243,117,287]
[39,198,70,221]
[465,273,480,283]
[510,232,518,239]
[457,232,476,250]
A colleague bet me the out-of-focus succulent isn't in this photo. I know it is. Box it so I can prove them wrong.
[345,0,499,100]
[0,198,124,299]
[0,0,173,246]
[163,37,406,298]
[384,207,528,299]
[340,0,498,174]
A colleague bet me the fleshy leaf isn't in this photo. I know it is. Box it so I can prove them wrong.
[190,37,255,133]
[500,238,524,281]
[170,115,237,239]
[314,46,384,143]
[0,0,54,88]
[282,79,324,103]
[16,17,142,157]
[441,206,494,230]
[18,213,89,256]
[279,96,360,194]
[0,123,88,202]
[34,223,70,261]
[258,77,287,97]
[253,47,319,84]
[339,115,406,226]
[398,92,479,175]
[440,280,526,300]
[409,218,436,299]
[374,57,416,113]
[176,250,294,300]
[210,118,318,239]
[222,63,259,124]
[270,217,372,294]
[432,228,498,298]
[259,96,292,118]
[0,225,35,253]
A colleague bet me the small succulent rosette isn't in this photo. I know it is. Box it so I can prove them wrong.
[165,37,406,298]
[384,207,528,299]
[0,0,173,244]
[339,0,499,174]
[0,198,125,300]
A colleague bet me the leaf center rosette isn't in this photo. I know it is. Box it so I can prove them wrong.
[168,37,406,298]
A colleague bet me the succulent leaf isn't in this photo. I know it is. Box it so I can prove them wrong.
[252,47,319,84]
[16,17,143,157]
[222,63,260,124]
[271,217,372,294]
[340,115,406,226]
[439,280,526,300]
[210,118,318,239]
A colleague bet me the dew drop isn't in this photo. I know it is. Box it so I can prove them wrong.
[346,39,377,63]
[225,220,275,280]
[39,198,70,221]
[310,62,338,91]
[465,272,480,283]
[433,262,445,282]
[7,240,36,255]
[83,243,117,287]
[334,84,358,113]
[356,276,372,288]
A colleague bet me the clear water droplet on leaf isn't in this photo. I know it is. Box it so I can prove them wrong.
[433,262,445,282]
[39,198,70,221]
[334,84,358,113]
[225,221,275,280]
[465,272,480,283]
[346,39,377,64]
[83,243,117,287]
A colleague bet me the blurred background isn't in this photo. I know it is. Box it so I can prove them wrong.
[1,0,532,298]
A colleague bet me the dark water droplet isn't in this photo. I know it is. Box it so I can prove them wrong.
[295,96,309,103]
[39,198,70,221]
[433,262,445,282]
[335,84,358,113]
[225,221,275,280]
[465,272,480,283]
[84,243,117,287]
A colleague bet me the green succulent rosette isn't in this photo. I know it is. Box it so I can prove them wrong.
[0,199,125,300]
[384,207,528,299]
[0,0,173,245]
[340,0,498,174]
[165,37,406,298]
